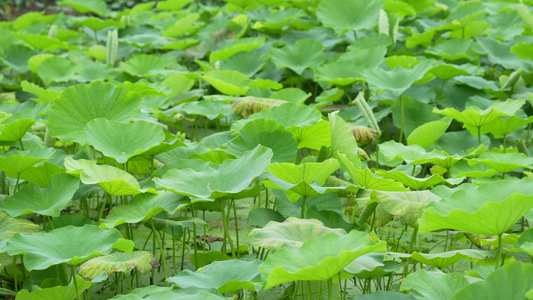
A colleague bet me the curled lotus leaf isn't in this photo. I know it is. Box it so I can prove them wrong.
[349,125,379,145]
[232,97,287,116]
[250,217,346,249]
[79,251,159,280]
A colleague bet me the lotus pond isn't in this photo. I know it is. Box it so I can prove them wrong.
[2,0,533,299]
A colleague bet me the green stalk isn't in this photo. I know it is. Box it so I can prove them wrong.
[404,227,418,277]
[171,228,177,273]
[399,96,405,144]
[292,281,300,299]
[98,194,111,222]
[191,206,198,265]
[477,127,481,146]
[71,264,80,300]
[301,196,307,219]
[150,220,168,286]
[327,278,333,300]
[13,256,18,293]
[232,200,240,257]
[307,281,312,300]
[495,233,503,270]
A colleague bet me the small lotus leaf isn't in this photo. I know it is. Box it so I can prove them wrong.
[85,119,165,163]
[167,259,262,293]
[155,145,272,199]
[6,225,126,270]
[1,173,79,217]
[250,218,345,249]
[407,120,451,148]
[259,230,387,289]
[79,251,159,280]
[209,37,265,62]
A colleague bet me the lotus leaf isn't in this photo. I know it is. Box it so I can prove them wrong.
[0,147,55,178]
[58,0,107,16]
[79,251,158,280]
[259,230,387,289]
[0,117,35,142]
[361,60,433,96]
[203,70,252,95]
[209,37,265,62]
[15,275,94,300]
[400,270,470,300]
[376,170,463,191]
[37,56,79,85]
[468,152,533,174]
[250,218,345,249]
[0,212,38,253]
[6,225,128,270]
[410,250,493,270]
[231,97,287,116]
[167,259,262,293]
[316,0,383,34]
[269,39,325,75]
[48,81,142,145]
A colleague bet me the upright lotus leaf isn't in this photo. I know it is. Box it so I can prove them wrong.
[181,100,235,120]
[6,225,126,270]
[407,119,451,148]
[19,162,66,188]
[0,212,38,253]
[475,116,533,139]
[231,97,287,116]
[261,158,344,202]
[1,44,36,72]
[250,218,345,249]
[37,56,80,85]
[231,103,321,132]
[330,112,362,179]
[0,173,79,217]
[0,148,55,178]
[410,250,493,270]
[155,145,272,199]
[21,80,61,102]
[379,141,460,168]
[65,157,156,196]
[468,152,533,174]
[48,81,142,145]
[259,230,387,289]
[426,38,476,61]
[167,259,263,293]
[477,37,533,71]
[79,251,159,280]
[430,63,484,80]
[361,60,433,96]
[270,88,311,104]
[228,119,298,163]
[346,168,408,191]
[269,39,325,75]
[101,192,190,229]
[84,119,165,164]
[400,270,471,300]
[219,51,266,77]
[119,55,167,77]
[376,170,463,191]
[58,0,107,16]
[202,70,252,95]
[452,262,533,300]
[316,0,383,34]
[419,179,533,235]
[0,115,35,142]
[315,61,365,86]
[162,13,200,37]
[209,37,265,62]
[370,190,440,228]
[71,17,124,31]
[15,275,95,300]
[292,120,332,150]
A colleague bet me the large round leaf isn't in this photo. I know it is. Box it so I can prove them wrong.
[269,39,325,75]
[250,218,345,249]
[0,173,79,217]
[119,54,167,77]
[48,81,142,145]
[228,119,298,163]
[167,259,263,293]
[155,145,272,199]
[316,0,383,34]
[0,212,39,253]
[6,225,126,270]
[79,251,159,280]
[259,230,387,289]
[37,56,80,85]
[85,119,165,163]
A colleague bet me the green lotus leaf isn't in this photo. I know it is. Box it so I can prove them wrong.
[248,208,286,227]
[250,218,345,249]
[162,13,200,37]
[151,217,207,230]
[477,37,533,71]
[119,54,167,77]
[112,286,226,299]
[330,112,362,177]
[410,250,493,270]
[452,262,533,300]
[116,82,167,98]
[315,61,365,86]
[400,269,470,300]
[376,170,462,191]
[426,38,476,61]
[291,120,331,150]
[472,116,533,139]
[101,192,190,229]
[155,0,193,10]
[346,167,408,191]
[269,39,325,75]
[79,251,158,280]
[343,253,384,275]
[37,56,79,85]
[121,34,172,49]
[262,158,343,202]
[0,147,55,177]
[58,0,106,15]
[84,119,165,164]
[19,162,66,188]
[361,60,433,96]
[430,63,484,80]
[167,259,262,293]
[231,97,287,116]
[270,88,311,104]
[203,70,252,95]
[233,103,321,132]
[181,100,236,120]
[0,212,38,253]
[76,61,114,82]
[219,51,266,77]
[28,54,55,74]
[65,157,156,196]
[468,152,533,174]
[0,117,35,142]
[511,42,533,60]
[379,141,459,168]
[15,275,94,300]
[316,0,383,34]
[419,179,533,235]
[0,173,79,217]
[370,190,440,228]
[16,33,69,52]
[453,75,499,91]
[407,120,451,148]
[259,230,387,289]
[0,44,36,72]
[6,225,126,270]
[48,81,142,145]
[21,80,60,102]
[155,145,272,199]
[228,119,298,163]
[209,37,265,62]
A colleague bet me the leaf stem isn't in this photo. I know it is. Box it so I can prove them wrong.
[150,220,168,286]
[495,233,503,270]
[301,196,307,219]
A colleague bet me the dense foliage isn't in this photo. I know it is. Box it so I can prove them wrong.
[1,0,533,299]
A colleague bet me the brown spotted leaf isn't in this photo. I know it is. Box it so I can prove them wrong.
[78,251,159,280]
[232,97,287,116]
[349,125,379,145]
